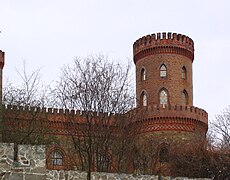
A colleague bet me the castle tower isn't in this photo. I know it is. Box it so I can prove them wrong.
[132,32,208,141]
[134,32,194,107]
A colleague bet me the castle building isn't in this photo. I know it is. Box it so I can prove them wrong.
[0,32,208,174]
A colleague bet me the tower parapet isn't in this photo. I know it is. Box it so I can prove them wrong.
[126,105,208,137]
[133,32,194,64]
[127,105,208,124]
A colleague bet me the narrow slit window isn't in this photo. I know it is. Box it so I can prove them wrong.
[159,147,169,163]
[182,90,188,105]
[160,64,167,77]
[141,92,147,107]
[182,66,187,79]
[141,68,146,81]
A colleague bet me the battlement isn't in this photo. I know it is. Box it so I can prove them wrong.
[3,104,207,124]
[0,50,5,69]
[125,105,208,136]
[2,104,118,122]
[133,32,194,64]
[126,105,208,124]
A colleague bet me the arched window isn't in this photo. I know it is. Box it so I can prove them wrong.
[159,89,168,108]
[141,91,147,107]
[182,66,187,79]
[181,90,188,105]
[160,64,167,77]
[51,151,64,166]
[98,153,111,172]
[141,67,146,81]
[159,147,169,163]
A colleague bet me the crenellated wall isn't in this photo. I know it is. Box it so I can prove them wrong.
[127,105,208,124]
[3,104,207,122]
[133,32,194,64]
[2,104,122,136]
[2,104,208,138]
[2,104,117,120]
[126,105,208,139]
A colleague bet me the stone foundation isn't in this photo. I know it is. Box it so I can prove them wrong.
[0,143,211,180]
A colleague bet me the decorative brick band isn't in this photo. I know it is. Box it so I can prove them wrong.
[131,117,208,135]
[126,105,208,125]
[133,46,194,64]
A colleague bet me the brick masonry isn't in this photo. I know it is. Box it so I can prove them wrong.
[0,32,209,174]
[132,32,208,140]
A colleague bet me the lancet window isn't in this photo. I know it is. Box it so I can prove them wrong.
[141,67,146,81]
[160,64,167,77]
[182,66,187,79]
[159,89,168,108]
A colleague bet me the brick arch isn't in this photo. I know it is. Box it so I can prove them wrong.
[46,145,69,170]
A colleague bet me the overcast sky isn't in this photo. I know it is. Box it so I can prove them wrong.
[0,0,230,120]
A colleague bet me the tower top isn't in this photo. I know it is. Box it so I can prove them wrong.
[0,50,5,69]
[133,32,194,64]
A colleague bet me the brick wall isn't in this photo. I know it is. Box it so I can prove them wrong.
[136,54,193,106]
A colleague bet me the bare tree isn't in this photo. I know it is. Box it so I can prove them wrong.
[169,140,230,179]
[210,106,230,150]
[2,63,54,161]
[55,55,134,179]
[3,62,53,107]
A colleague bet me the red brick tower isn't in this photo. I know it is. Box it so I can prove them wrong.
[132,32,208,140]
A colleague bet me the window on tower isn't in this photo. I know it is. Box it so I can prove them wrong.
[182,90,188,105]
[159,89,168,108]
[160,64,167,77]
[182,66,187,79]
[141,67,146,81]
[141,91,147,107]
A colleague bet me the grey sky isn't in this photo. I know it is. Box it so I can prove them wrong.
[0,0,230,120]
